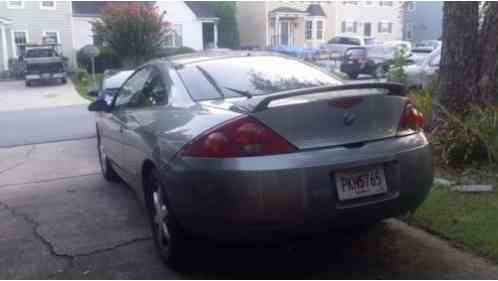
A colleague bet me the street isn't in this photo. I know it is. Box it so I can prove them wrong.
[1,104,498,279]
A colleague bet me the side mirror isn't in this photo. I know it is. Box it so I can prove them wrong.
[87,89,99,97]
[88,99,110,112]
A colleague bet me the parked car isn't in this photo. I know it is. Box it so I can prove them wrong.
[24,44,67,87]
[340,47,390,79]
[415,40,441,51]
[388,47,441,89]
[88,51,433,267]
[88,70,134,104]
[320,36,377,58]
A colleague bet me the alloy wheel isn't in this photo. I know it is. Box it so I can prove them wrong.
[151,179,171,253]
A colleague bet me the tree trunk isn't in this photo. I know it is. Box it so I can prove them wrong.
[438,2,479,114]
[478,2,498,104]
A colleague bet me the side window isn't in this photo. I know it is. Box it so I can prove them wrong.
[128,68,168,108]
[114,68,150,108]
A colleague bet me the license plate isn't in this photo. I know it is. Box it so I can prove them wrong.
[335,166,388,201]
[42,73,51,79]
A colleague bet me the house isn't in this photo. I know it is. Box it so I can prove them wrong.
[335,1,403,41]
[403,1,443,43]
[72,1,219,52]
[0,1,76,72]
[237,2,331,49]
[237,1,403,49]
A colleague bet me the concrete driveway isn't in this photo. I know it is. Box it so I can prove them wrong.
[1,138,498,279]
[0,79,88,112]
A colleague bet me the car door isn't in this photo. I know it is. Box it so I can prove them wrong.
[106,67,151,173]
[120,66,170,183]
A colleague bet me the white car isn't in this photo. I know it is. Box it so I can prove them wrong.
[389,47,441,89]
[320,36,377,57]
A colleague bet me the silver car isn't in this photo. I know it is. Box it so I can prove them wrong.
[390,47,441,89]
[88,51,433,266]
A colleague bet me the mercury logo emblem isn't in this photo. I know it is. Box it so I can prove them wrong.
[343,112,356,126]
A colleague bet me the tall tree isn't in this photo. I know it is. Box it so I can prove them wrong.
[92,2,168,67]
[478,2,498,103]
[438,2,479,114]
[214,2,240,49]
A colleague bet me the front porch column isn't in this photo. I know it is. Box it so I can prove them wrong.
[0,25,8,71]
[213,23,218,48]
[275,15,279,47]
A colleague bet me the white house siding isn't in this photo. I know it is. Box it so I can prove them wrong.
[0,1,76,69]
[156,1,203,51]
[73,16,96,50]
[334,1,403,41]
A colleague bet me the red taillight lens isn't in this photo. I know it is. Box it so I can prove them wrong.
[398,101,424,134]
[179,116,297,158]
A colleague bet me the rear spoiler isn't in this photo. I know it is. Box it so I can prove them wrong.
[250,82,406,113]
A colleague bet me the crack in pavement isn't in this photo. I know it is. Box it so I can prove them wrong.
[0,145,36,175]
[0,200,152,269]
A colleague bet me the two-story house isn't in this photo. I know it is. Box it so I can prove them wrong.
[237,1,404,49]
[72,1,219,52]
[0,1,76,72]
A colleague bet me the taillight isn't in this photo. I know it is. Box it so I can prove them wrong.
[397,101,424,135]
[179,115,297,158]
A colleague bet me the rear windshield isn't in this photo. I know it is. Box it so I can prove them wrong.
[177,56,341,101]
[345,48,366,59]
[25,49,54,58]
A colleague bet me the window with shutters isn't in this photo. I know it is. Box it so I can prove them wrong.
[305,21,313,40]
[316,21,323,40]
[342,21,357,33]
[378,22,393,33]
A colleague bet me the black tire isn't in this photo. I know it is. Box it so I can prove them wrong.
[146,168,190,268]
[61,78,67,84]
[97,131,120,182]
[25,81,31,87]
[347,73,359,79]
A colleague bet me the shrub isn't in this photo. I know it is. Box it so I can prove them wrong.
[434,104,498,165]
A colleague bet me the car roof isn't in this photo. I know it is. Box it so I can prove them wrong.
[166,50,287,67]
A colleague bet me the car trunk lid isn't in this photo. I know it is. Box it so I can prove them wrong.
[200,83,407,150]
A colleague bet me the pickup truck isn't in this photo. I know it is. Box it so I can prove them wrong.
[24,45,67,87]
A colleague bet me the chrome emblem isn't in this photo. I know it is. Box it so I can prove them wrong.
[343,112,356,126]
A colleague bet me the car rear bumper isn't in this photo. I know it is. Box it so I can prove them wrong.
[163,133,433,241]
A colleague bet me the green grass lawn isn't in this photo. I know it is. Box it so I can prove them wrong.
[409,182,498,261]
[71,73,103,101]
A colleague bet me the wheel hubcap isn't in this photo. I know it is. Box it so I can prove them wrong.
[152,185,170,249]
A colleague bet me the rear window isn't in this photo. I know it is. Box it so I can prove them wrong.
[25,49,54,58]
[345,48,366,59]
[177,56,341,101]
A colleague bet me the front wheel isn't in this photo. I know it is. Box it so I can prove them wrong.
[146,169,190,268]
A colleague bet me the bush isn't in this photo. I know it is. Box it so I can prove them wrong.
[73,68,90,84]
[77,47,122,74]
[434,104,498,165]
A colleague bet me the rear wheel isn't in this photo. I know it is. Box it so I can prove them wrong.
[146,168,189,268]
[97,131,120,182]
[61,78,67,84]
[25,80,31,87]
